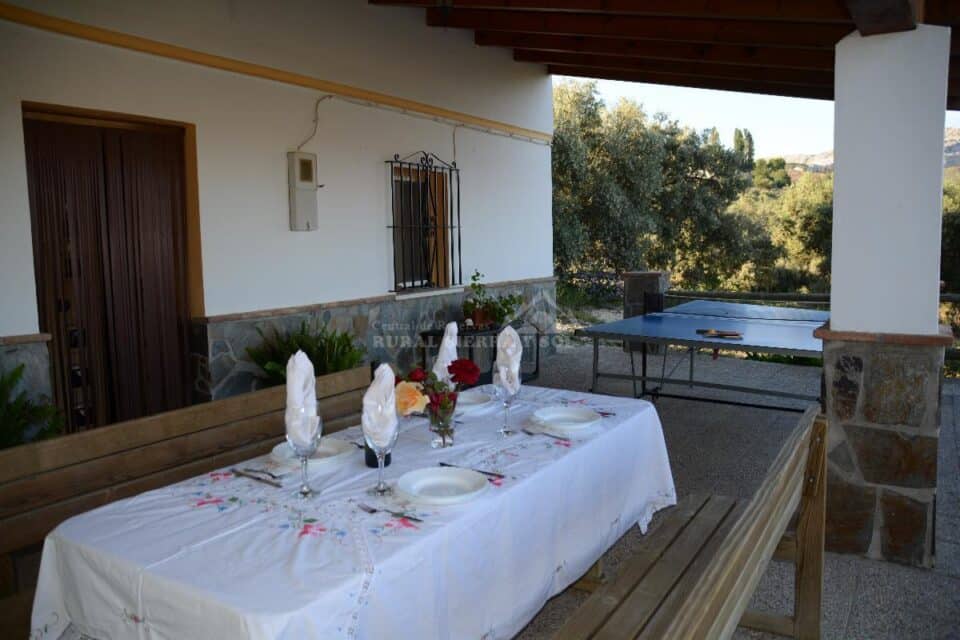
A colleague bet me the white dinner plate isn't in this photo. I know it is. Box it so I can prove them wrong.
[531,405,601,433]
[456,390,493,414]
[396,467,488,505]
[270,438,355,471]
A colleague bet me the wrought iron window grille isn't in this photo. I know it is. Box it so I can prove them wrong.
[387,151,462,293]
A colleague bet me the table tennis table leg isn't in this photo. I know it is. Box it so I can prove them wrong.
[641,341,648,398]
[590,336,599,393]
[688,347,695,388]
[629,347,637,398]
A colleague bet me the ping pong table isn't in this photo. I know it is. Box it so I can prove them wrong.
[575,300,828,411]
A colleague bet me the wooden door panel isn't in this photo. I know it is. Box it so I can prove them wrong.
[24,116,190,429]
[23,120,112,430]
[102,128,190,421]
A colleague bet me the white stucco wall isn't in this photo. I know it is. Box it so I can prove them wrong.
[831,25,950,335]
[0,1,554,335]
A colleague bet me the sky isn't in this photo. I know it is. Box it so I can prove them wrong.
[569,78,960,159]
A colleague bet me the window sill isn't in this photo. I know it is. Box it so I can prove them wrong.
[393,286,464,301]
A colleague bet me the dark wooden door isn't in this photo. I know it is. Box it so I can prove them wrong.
[24,117,191,430]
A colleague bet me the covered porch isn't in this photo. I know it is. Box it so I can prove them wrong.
[1,1,957,638]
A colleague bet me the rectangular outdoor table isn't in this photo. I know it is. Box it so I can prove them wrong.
[576,300,827,412]
[32,386,675,640]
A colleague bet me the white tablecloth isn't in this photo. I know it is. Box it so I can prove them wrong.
[32,386,675,640]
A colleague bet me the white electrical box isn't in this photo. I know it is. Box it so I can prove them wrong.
[287,151,319,231]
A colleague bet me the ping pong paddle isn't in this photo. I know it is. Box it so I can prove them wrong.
[696,329,743,339]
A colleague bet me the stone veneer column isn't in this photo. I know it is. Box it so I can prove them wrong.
[817,325,952,567]
[622,271,669,353]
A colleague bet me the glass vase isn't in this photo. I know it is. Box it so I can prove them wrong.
[429,403,457,448]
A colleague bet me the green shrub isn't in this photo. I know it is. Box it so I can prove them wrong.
[246,321,366,387]
[1,364,63,449]
[461,270,523,325]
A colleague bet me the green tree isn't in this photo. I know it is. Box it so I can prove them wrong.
[645,121,751,288]
[733,128,754,171]
[753,158,791,189]
[775,173,833,289]
[551,81,601,276]
[743,130,755,169]
[552,80,769,290]
[943,175,960,291]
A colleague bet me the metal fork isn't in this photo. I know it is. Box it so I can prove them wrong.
[357,502,423,523]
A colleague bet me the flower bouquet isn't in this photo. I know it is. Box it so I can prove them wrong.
[396,358,480,448]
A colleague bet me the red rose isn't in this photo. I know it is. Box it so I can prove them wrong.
[448,359,480,387]
[407,367,428,383]
[428,390,457,410]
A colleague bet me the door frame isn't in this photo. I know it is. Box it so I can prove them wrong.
[22,101,205,318]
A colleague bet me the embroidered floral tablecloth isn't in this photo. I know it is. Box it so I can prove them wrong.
[31,386,675,640]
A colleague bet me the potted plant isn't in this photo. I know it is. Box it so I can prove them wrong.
[461,270,523,330]
[246,321,366,386]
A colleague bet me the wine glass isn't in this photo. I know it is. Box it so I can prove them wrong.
[285,405,322,498]
[363,403,400,496]
[493,372,520,437]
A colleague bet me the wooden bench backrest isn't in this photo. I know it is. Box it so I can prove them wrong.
[664,406,826,640]
[0,365,368,557]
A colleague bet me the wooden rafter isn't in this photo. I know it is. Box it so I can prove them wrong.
[372,0,855,23]
[514,50,835,87]
[425,8,855,49]
[550,65,835,101]
[477,32,837,71]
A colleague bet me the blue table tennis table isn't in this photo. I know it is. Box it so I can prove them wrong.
[576,300,828,411]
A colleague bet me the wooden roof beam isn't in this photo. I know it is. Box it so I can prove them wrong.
[477,32,836,71]
[426,8,854,49]
[372,0,854,23]
[549,64,835,101]
[548,66,959,109]
[515,50,835,88]
[844,0,920,35]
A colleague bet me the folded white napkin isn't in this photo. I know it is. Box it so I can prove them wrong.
[495,326,523,395]
[285,351,320,449]
[286,350,317,413]
[432,321,459,384]
[362,363,399,449]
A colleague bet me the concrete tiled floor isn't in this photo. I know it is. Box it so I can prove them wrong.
[517,342,960,640]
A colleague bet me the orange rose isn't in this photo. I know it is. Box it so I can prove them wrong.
[395,381,428,416]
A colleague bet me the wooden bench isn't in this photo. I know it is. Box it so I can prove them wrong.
[556,406,826,640]
[0,364,369,638]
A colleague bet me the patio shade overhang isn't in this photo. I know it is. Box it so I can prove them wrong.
[370,0,960,108]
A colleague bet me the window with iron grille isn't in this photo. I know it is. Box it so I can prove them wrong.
[387,152,462,293]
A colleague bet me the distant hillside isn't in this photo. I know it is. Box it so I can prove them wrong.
[946,128,960,167]
[783,150,834,169]
[778,127,960,171]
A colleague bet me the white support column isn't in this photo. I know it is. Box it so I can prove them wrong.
[831,25,951,335]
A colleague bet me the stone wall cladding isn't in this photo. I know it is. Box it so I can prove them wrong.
[194,280,557,401]
[822,339,944,568]
[0,340,52,403]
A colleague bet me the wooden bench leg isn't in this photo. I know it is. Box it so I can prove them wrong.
[793,418,826,640]
[572,558,606,593]
[740,416,826,640]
